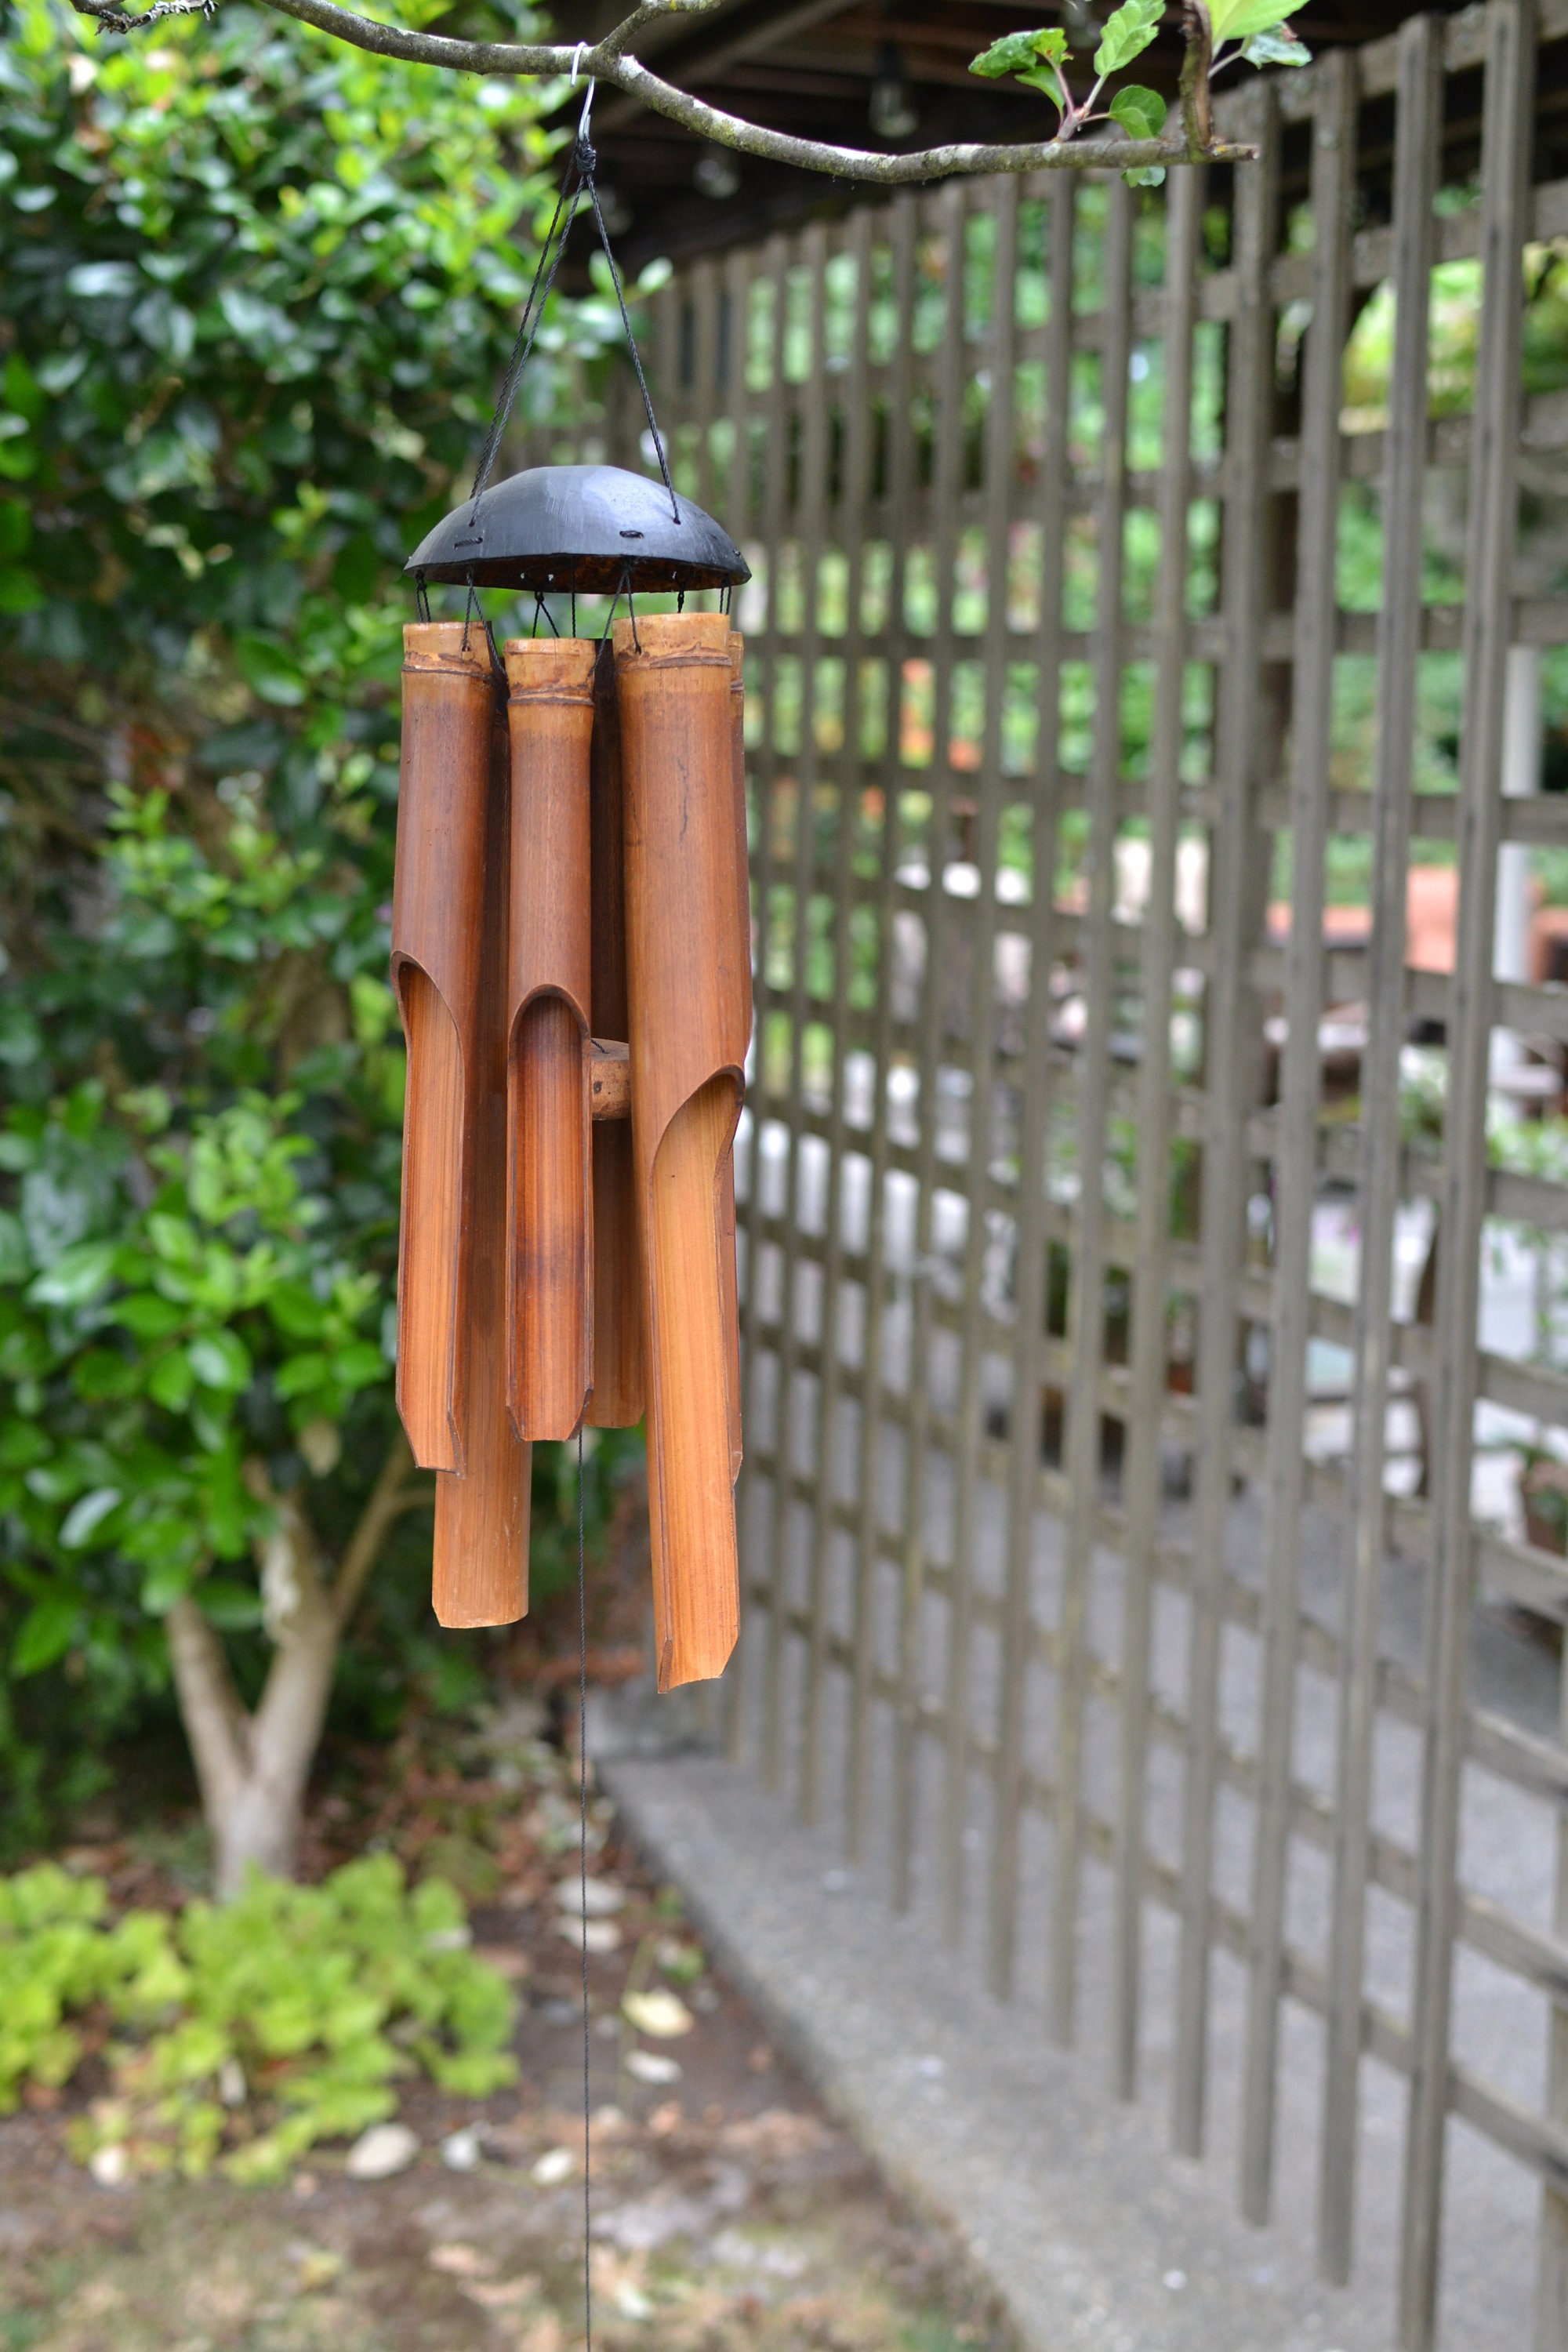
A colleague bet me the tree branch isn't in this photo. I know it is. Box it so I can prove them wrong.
[69,0,1257,175]
[165,1593,252,1822]
[329,1427,415,1634]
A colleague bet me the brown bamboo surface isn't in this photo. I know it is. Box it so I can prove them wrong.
[392,622,494,1472]
[504,636,596,1443]
[433,709,532,1627]
[616,610,750,1690]
[721,627,749,1481]
[588,641,646,1429]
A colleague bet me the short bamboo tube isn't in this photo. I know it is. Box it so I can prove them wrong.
[615,612,750,1690]
[433,706,532,1628]
[588,639,645,1428]
[504,637,596,1443]
[392,622,492,1473]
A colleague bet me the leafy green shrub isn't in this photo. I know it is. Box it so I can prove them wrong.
[0,1853,515,2182]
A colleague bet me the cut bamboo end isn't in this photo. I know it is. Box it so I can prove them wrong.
[502,635,599,701]
[505,637,596,1443]
[612,610,731,666]
[402,620,495,675]
[647,1074,742,1690]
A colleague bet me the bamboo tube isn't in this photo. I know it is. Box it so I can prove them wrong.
[720,630,750,1481]
[392,622,492,1472]
[504,637,597,1443]
[434,706,532,1628]
[587,641,646,1429]
[615,612,750,1689]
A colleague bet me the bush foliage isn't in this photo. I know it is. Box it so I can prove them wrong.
[0,1852,517,2181]
[0,0,646,1846]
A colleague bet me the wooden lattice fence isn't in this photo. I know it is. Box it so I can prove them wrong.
[542,6,1568,2342]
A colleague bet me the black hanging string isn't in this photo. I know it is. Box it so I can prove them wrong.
[576,1422,593,2352]
[466,75,679,537]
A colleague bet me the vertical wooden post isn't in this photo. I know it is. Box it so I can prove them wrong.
[990,175,1076,2001]
[1050,174,1133,2036]
[617,611,750,1689]
[1112,159,1202,2090]
[1403,8,1535,2344]
[1320,13,1440,2285]
[392,622,494,1473]
[1242,41,1359,2223]
[1173,80,1279,2161]
[504,636,597,1443]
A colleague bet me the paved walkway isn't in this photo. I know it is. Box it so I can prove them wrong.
[604,1748,1533,2352]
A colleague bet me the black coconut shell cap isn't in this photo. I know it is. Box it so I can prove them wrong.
[405,463,750,597]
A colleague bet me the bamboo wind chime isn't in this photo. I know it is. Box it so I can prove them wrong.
[387,129,752,1691]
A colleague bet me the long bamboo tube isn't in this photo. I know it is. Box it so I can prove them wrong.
[721,630,750,1481]
[434,706,532,1627]
[588,639,646,1428]
[615,612,750,1689]
[504,637,596,1443]
[392,622,492,1472]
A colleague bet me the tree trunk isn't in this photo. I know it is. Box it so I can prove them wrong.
[165,1436,414,1894]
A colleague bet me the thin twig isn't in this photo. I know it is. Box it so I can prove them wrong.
[67,0,1257,176]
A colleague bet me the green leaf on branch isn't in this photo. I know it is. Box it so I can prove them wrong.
[1095,0,1164,76]
[1109,84,1167,141]
[1206,0,1296,38]
[968,27,1070,109]
[969,27,1069,78]
[1241,24,1311,65]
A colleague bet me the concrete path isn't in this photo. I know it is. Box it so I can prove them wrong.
[604,1750,1531,2352]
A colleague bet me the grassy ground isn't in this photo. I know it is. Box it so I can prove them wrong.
[0,1711,1011,2352]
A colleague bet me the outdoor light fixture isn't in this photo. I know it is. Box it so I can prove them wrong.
[869,43,919,142]
[694,144,742,201]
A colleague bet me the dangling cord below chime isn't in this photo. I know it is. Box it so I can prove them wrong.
[576,1422,593,2352]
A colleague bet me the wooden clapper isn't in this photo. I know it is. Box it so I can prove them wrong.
[392,459,753,1690]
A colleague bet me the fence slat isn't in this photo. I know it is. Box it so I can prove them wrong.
[938,174,1022,1939]
[800,220,872,1828]
[767,225,832,1814]
[989,179,1077,1999]
[1240,42,1359,2223]
[847,198,920,1861]
[745,234,794,1789]
[1113,159,1203,2098]
[1400,7,1537,2345]
[1051,176,1134,2043]
[1174,80,1281,2161]
[1320,13,1442,2285]
[891,184,970,1915]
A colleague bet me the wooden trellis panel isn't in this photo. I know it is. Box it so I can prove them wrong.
[609,8,1568,2343]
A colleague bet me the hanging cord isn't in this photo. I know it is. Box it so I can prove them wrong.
[467,160,586,513]
[576,1424,593,2352]
[464,67,679,537]
[582,168,679,527]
